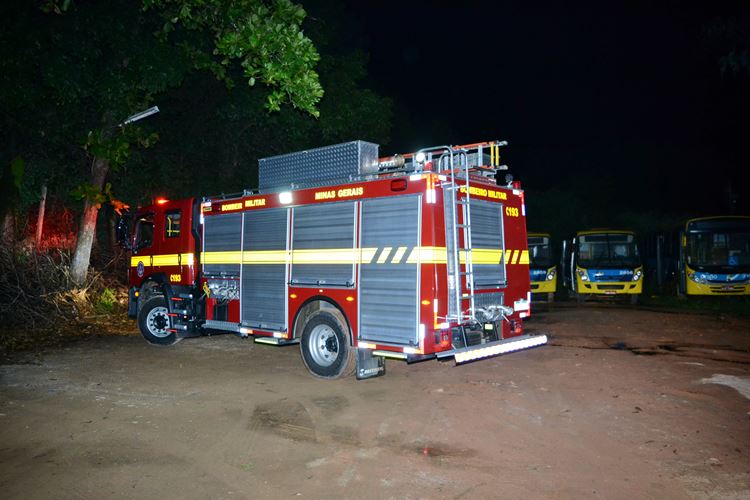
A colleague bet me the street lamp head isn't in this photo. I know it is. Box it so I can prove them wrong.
[120,106,160,126]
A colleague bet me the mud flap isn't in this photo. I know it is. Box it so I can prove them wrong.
[128,287,138,318]
[356,348,386,380]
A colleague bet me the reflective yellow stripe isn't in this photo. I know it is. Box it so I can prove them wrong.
[152,254,180,266]
[519,250,529,265]
[292,249,355,264]
[131,253,194,267]
[132,248,532,267]
[244,250,287,264]
[406,246,447,264]
[360,247,378,263]
[202,251,243,264]
[462,249,503,265]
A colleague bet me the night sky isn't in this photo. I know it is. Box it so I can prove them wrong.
[346,0,749,220]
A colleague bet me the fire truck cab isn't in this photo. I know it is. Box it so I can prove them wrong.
[121,140,546,379]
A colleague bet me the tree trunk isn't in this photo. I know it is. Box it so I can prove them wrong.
[35,183,47,250]
[1,211,15,249]
[70,157,110,285]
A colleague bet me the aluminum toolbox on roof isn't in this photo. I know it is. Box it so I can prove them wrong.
[258,140,379,190]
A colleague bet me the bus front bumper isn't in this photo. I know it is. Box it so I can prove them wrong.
[687,280,750,295]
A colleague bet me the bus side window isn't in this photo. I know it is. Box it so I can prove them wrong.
[165,210,181,238]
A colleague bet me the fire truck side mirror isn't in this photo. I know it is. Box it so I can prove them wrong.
[115,212,132,250]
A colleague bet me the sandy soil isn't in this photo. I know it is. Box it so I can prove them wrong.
[1,304,749,499]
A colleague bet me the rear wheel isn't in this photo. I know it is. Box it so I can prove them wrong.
[300,311,355,379]
[138,296,178,345]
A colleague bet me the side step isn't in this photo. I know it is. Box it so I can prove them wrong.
[253,336,300,346]
[436,334,548,364]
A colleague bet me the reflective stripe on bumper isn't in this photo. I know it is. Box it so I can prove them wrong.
[436,334,548,364]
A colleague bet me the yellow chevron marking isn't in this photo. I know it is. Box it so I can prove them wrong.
[391,246,407,263]
[377,247,392,264]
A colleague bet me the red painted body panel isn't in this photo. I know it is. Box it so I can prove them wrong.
[129,166,530,356]
[129,198,197,289]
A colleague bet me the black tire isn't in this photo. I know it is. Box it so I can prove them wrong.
[300,311,355,379]
[138,296,178,345]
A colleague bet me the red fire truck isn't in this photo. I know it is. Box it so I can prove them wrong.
[119,140,547,379]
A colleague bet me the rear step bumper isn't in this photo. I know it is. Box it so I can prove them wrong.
[436,334,548,364]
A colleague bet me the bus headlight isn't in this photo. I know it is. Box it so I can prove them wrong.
[689,272,707,284]
[576,269,589,281]
[632,269,642,281]
[546,269,556,281]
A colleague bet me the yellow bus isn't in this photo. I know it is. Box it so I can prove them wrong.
[678,216,750,296]
[563,229,643,304]
[528,232,557,302]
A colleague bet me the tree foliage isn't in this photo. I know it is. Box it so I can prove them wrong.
[145,0,324,115]
[1,0,392,264]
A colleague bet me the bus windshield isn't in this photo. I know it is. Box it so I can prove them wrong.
[577,233,640,268]
[686,223,750,272]
[528,236,554,268]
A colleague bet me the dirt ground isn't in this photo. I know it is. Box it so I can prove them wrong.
[1,304,749,499]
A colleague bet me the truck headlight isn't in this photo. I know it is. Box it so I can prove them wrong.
[632,269,642,281]
[576,269,589,281]
[546,269,556,281]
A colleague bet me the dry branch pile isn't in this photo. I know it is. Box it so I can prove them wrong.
[0,248,131,355]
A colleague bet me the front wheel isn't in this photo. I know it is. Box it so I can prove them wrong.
[138,296,178,345]
[300,311,355,379]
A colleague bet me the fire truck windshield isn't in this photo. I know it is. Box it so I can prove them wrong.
[529,236,554,268]
[577,233,640,268]
[686,226,750,272]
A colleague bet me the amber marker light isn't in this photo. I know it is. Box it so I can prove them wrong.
[289,293,297,299]
[156,198,169,205]
[421,299,430,305]
[346,296,355,302]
